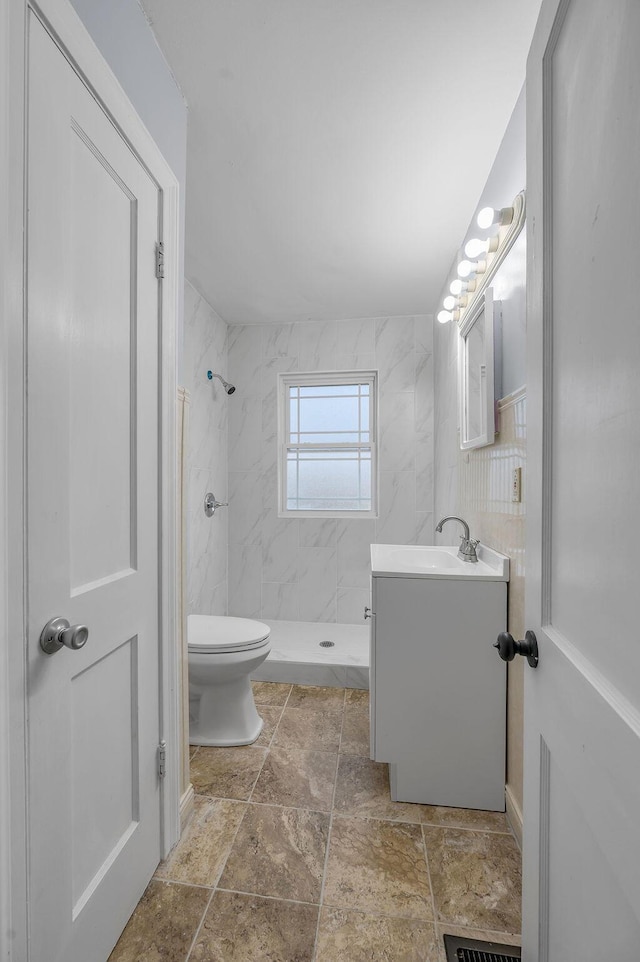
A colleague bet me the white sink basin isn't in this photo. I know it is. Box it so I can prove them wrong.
[370,543,509,581]
[388,547,462,570]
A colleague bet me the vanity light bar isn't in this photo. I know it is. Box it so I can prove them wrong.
[438,192,524,324]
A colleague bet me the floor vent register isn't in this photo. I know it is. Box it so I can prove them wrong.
[443,934,522,962]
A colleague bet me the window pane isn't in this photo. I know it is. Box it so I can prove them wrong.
[299,396,358,434]
[361,397,369,433]
[286,448,372,512]
[287,386,370,444]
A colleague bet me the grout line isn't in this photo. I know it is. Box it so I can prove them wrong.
[183,787,252,962]
[184,886,216,962]
[189,792,511,834]
[216,886,320,908]
[311,698,345,960]
[151,877,214,892]
[258,704,285,750]
[421,824,440,939]
[246,749,269,803]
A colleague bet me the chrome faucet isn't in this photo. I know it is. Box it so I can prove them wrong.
[435,516,480,563]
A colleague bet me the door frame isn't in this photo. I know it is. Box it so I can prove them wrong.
[0,1,181,958]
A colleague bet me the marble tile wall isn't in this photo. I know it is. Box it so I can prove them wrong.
[184,279,230,615]
[227,315,434,624]
[433,313,526,830]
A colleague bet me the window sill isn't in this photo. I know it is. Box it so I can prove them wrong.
[278,509,378,520]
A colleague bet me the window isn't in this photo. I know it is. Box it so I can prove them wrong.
[278,371,377,518]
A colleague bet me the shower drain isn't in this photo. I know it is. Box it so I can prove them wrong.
[319,640,335,648]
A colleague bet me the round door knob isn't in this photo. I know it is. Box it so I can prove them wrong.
[40,617,89,655]
[494,630,539,668]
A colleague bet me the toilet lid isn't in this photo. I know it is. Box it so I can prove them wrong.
[187,615,271,653]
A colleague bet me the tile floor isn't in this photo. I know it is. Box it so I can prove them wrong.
[109,683,522,962]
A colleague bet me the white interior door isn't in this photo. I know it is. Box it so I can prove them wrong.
[524,1,640,957]
[27,12,163,961]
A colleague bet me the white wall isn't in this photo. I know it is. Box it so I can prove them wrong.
[226,315,434,623]
[183,281,229,615]
[434,89,526,520]
[432,89,527,827]
[70,0,188,375]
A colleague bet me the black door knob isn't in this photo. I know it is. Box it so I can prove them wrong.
[494,630,539,668]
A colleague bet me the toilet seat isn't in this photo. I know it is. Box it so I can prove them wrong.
[188,614,270,655]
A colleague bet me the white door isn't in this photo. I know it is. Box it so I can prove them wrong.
[523,1,640,958]
[27,12,163,961]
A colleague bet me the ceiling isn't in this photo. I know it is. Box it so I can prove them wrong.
[141,0,541,325]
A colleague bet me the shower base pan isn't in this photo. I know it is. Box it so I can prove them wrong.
[251,619,369,689]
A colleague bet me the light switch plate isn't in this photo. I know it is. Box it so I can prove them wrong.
[511,467,522,503]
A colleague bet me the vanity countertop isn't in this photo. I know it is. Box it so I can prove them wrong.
[370,543,509,581]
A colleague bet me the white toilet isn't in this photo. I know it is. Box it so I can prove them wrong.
[188,614,271,747]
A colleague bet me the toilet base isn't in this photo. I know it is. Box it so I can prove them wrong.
[189,673,264,747]
[189,716,264,747]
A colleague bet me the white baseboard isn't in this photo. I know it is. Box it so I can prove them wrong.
[179,783,195,833]
[505,784,523,849]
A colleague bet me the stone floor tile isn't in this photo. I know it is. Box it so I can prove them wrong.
[324,815,433,920]
[108,879,209,962]
[437,922,522,947]
[287,685,346,711]
[344,688,370,713]
[251,747,337,811]
[272,708,343,753]
[189,890,318,962]
[219,804,329,903]
[251,681,292,706]
[339,707,370,756]
[333,754,427,822]
[190,746,266,800]
[424,826,522,934]
[420,806,510,834]
[315,907,441,962]
[253,705,284,747]
[154,796,245,886]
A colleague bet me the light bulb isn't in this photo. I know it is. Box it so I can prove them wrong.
[443,295,456,310]
[465,237,488,258]
[437,310,453,324]
[449,279,463,296]
[457,260,475,278]
[477,206,497,229]
[477,205,514,229]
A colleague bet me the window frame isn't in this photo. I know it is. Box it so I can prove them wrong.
[277,370,378,519]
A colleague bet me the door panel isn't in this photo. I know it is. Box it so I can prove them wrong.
[27,13,162,961]
[69,124,137,591]
[524,0,640,957]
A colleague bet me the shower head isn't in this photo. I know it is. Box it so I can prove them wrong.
[207,371,236,395]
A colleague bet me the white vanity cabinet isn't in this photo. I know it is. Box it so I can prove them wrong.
[369,544,509,811]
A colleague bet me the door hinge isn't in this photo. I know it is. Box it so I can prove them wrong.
[155,241,165,279]
[157,740,167,779]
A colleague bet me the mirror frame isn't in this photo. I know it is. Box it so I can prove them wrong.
[456,189,526,450]
[458,287,501,449]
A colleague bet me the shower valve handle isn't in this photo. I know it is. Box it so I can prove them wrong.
[204,493,228,517]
